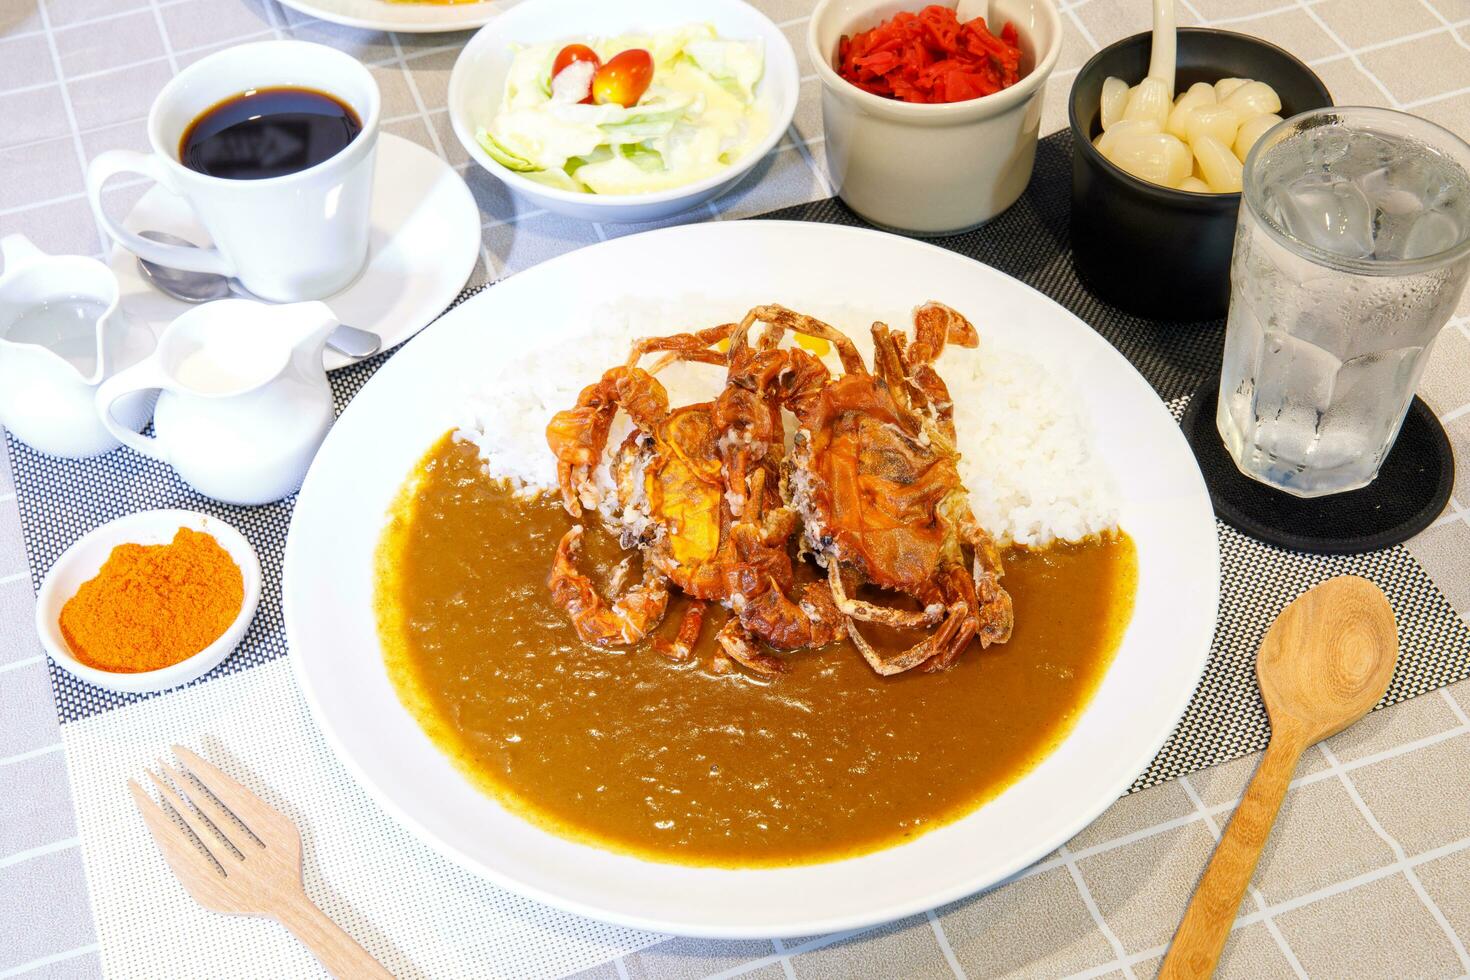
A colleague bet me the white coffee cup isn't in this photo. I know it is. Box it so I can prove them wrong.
[86,40,381,303]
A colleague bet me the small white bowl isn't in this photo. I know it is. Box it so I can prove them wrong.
[35,510,262,694]
[447,0,800,224]
[808,0,1063,235]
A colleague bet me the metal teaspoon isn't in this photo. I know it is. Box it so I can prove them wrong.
[135,231,382,358]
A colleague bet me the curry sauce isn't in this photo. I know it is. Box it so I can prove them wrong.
[376,433,1137,867]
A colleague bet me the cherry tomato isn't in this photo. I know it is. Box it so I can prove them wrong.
[592,48,654,108]
[551,43,601,104]
[552,43,601,78]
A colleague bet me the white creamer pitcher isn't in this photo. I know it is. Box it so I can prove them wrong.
[96,299,339,505]
[0,235,155,458]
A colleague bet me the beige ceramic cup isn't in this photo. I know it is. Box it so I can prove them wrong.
[808,0,1062,235]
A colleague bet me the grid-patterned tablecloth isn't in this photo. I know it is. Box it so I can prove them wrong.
[5,0,1470,978]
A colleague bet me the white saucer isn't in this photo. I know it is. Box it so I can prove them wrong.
[110,133,481,372]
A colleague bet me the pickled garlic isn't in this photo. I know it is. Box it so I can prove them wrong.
[1100,76,1129,130]
[1095,72,1283,193]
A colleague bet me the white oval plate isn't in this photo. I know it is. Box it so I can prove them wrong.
[284,221,1219,939]
[276,0,499,34]
[110,134,479,372]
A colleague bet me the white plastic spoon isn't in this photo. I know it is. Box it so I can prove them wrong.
[955,0,990,27]
[1149,0,1177,92]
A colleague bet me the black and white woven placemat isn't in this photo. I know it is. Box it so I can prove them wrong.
[10,131,1470,794]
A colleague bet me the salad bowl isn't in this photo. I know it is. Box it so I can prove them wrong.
[447,0,799,224]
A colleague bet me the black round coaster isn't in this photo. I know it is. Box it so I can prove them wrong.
[1180,378,1454,555]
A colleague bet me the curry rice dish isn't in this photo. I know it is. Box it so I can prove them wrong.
[375,303,1138,866]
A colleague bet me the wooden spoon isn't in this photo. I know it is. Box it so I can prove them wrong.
[1160,575,1398,979]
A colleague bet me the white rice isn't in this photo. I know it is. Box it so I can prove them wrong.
[457,306,1118,549]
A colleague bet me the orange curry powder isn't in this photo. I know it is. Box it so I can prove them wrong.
[59,527,244,673]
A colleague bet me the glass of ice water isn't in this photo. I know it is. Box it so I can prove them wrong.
[1218,107,1470,497]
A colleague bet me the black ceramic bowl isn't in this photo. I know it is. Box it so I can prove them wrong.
[1069,29,1332,321]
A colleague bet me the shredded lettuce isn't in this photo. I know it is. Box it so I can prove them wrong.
[685,39,765,102]
[621,143,665,173]
[597,93,699,144]
[521,168,586,192]
[476,129,541,173]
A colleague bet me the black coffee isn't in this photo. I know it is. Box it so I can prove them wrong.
[180,87,362,180]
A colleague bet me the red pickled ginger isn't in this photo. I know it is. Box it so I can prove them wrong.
[836,5,1024,105]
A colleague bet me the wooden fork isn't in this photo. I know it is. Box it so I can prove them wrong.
[128,745,393,980]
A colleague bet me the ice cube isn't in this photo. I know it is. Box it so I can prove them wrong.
[1389,208,1464,260]
[1291,276,1357,354]
[1384,141,1457,204]
[1358,148,1467,259]
[1358,164,1423,216]
[1256,331,1341,413]
[1250,330,1341,465]
[1311,347,1421,467]
[1301,126,1356,171]
[1275,173,1376,258]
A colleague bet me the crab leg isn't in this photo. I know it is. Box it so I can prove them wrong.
[716,619,788,676]
[629,323,737,374]
[626,323,736,367]
[796,582,846,647]
[646,349,729,373]
[738,467,796,539]
[921,621,980,673]
[654,600,706,662]
[545,366,671,517]
[909,303,979,437]
[612,368,671,431]
[724,308,764,359]
[715,383,783,518]
[846,602,958,678]
[826,561,942,629]
[549,526,670,648]
[735,577,843,652]
[846,601,970,676]
[870,323,925,436]
[919,582,981,673]
[751,305,868,375]
[958,515,1014,647]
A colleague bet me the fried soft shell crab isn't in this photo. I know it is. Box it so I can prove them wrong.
[544,302,1013,678]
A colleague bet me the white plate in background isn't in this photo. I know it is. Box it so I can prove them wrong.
[275,0,500,34]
